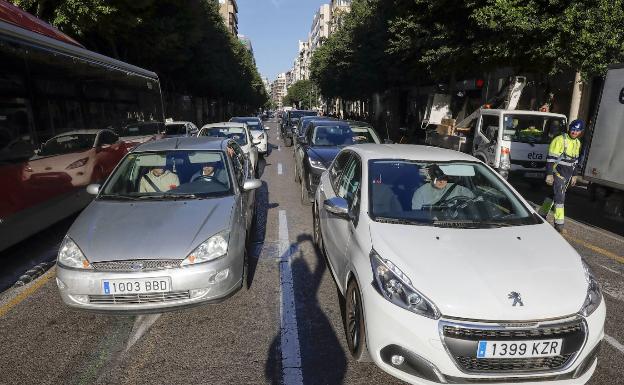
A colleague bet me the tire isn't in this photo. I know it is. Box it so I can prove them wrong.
[344,279,370,362]
[313,202,323,253]
[300,173,312,206]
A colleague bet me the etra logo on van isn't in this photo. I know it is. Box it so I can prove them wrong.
[527,152,543,160]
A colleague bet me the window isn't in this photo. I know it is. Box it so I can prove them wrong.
[337,156,361,210]
[227,142,246,185]
[480,115,499,141]
[98,131,118,146]
[329,151,352,192]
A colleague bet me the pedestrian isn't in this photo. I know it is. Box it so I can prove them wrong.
[538,119,584,233]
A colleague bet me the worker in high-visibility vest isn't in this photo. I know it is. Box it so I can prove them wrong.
[538,119,584,233]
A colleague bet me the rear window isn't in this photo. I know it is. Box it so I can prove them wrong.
[165,124,186,135]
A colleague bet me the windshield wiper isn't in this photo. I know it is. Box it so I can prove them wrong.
[432,220,515,228]
[98,194,141,201]
[373,216,429,225]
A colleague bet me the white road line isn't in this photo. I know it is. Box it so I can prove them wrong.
[278,146,281,152]
[605,334,624,355]
[598,264,623,276]
[278,210,303,385]
[278,163,283,175]
[126,314,161,351]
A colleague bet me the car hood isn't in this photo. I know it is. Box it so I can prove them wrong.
[308,147,341,168]
[67,196,235,262]
[369,221,588,321]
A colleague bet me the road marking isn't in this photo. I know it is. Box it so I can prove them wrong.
[0,268,55,318]
[278,163,283,175]
[565,236,624,264]
[278,210,303,385]
[598,264,623,276]
[278,146,281,152]
[605,334,624,355]
[126,314,161,351]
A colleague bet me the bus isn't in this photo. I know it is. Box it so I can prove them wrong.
[0,1,164,251]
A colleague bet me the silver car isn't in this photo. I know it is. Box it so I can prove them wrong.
[56,137,261,313]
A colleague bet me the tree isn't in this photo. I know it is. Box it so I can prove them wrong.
[283,80,317,109]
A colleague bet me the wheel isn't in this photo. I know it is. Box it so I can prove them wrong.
[300,173,312,206]
[344,279,370,361]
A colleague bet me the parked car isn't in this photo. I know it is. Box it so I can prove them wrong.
[56,137,261,313]
[163,121,198,138]
[292,116,335,152]
[313,144,605,385]
[280,109,318,147]
[295,121,380,205]
[28,129,128,186]
[229,117,269,156]
[199,122,258,176]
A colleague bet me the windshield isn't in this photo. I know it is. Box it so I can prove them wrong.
[101,150,231,199]
[351,126,381,144]
[311,125,355,146]
[290,111,317,119]
[165,124,186,135]
[230,117,262,130]
[201,127,248,145]
[368,160,538,227]
[503,115,566,144]
[40,134,95,155]
[119,122,163,137]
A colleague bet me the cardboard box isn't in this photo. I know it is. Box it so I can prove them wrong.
[441,118,456,127]
[436,124,454,135]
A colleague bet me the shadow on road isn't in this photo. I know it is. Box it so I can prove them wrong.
[264,233,347,385]
[247,181,278,289]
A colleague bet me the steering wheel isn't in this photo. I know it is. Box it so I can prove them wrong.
[436,195,473,209]
[195,175,228,187]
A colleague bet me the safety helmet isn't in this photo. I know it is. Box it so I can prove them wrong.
[568,119,585,133]
[429,164,448,183]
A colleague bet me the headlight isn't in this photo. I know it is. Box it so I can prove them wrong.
[181,232,229,266]
[66,157,89,169]
[57,236,92,269]
[308,158,326,170]
[370,250,440,319]
[579,259,602,317]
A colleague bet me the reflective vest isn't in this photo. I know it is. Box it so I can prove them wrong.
[546,134,581,175]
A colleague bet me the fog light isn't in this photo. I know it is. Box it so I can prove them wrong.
[69,294,88,303]
[56,278,66,289]
[391,355,405,366]
[190,288,210,298]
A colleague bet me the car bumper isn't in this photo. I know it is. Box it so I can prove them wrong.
[360,281,606,384]
[56,254,242,314]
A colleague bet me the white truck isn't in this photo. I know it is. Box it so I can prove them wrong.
[583,64,624,217]
[425,109,567,179]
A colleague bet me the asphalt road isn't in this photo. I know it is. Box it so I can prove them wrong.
[1,118,623,385]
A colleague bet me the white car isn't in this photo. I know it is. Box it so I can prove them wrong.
[313,144,605,385]
[199,122,258,176]
[164,121,198,137]
[229,117,269,155]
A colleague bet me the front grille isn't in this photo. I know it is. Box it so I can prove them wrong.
[455,354,573,372]
[91,259,182,271]
[443,323,583,339]
[88,291,190,304]
[442,319,586,374]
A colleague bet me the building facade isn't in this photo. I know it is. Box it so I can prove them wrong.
[218,0,238,36]
[272,73,288,109]
[310,4,331,51]
[329,0,351,34]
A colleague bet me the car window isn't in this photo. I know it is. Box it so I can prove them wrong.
[480,115,499,141]
[337,155,361,210]
[201,126,248,145]
[100,150,232,198]
[41,134,96,155]
[98,131,117,146]
[329,151,352,192]
[227,142,245,185]
[311,125,354,146]
[165,124,187,135]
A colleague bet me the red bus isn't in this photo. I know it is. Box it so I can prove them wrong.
[0,1,164,251]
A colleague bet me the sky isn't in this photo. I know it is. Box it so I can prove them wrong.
[237,0,326,82]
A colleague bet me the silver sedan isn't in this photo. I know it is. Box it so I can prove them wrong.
[55,137,261,313]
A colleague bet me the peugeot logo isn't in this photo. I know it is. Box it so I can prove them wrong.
[130,262,144,271]
[508,292,524,307]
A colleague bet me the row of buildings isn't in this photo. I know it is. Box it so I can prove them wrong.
[270,0,352,109]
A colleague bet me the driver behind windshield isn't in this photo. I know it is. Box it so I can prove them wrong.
[411,164,474,210]
[190,162,227,185]
[139,166,180,193]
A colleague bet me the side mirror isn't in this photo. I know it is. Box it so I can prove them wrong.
[243,179,262,191]
[86,184,100,195]
[323,197,350,219]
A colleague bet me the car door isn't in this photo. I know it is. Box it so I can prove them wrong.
[296,122,314,179]
[227,142,249,248]
[472,114,500,166]
[94,130,121,177]
[320,151,355,279]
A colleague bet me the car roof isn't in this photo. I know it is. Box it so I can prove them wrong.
[310,120,350,127]
[165,121,192,125]
[230,116,260,121]
[201,122,247,129]
[482,109,567,118]
[347,144,479,163]
[52,129,106,137]
[132,137,227,152]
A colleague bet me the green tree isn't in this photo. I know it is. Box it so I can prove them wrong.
[283,80,317,109]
